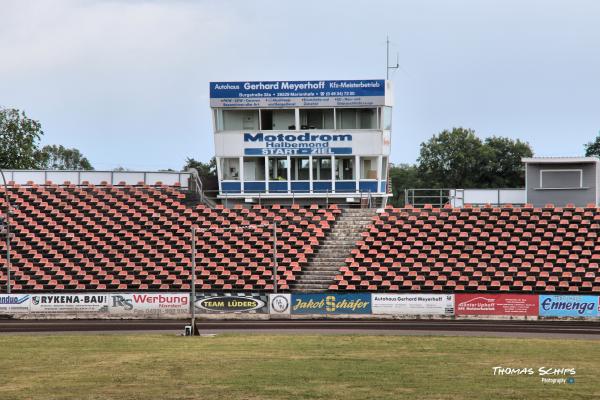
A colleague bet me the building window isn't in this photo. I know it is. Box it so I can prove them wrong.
[312,157,332,180]
[382,107,392,130]
[381,156,388,181]
[540,169,583,189]
[243,157,265,181]
[360,157,378,179]
[336,157,355,180]
[261,109,295,130]
[291,157,310,180]
[220,158,240,180]
[215,109,259,131]
[336,108,377,129]
[268,157,288,180]
[299,109,334,129]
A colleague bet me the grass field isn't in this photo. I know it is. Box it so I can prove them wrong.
[0,334,598,400]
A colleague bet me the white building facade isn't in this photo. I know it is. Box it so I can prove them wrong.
[210,79,393,205]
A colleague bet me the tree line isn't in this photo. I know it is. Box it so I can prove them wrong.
[389,128,600,206]
[1,108,92,170]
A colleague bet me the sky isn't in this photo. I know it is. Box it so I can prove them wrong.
[1,0,599,170]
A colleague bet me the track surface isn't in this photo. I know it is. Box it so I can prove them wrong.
[1,319,599,338]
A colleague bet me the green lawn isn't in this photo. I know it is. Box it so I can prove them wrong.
[0,334,598,400]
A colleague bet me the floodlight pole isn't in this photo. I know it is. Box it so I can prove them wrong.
[0,169,11,294]
[272,221,278,293]
[190,226,197,335]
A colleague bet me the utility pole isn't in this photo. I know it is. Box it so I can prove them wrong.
[0,169,11,294]
[386,35,399,80]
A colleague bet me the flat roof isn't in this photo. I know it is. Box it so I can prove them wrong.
[522,156,600,164]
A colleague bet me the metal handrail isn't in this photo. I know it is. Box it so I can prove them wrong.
[198,188,384,209]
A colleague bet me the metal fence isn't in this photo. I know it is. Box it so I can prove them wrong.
[0,170,192,188]
[404,188,526,208]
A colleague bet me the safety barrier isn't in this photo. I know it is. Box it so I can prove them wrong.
[267,293,599,318]
[1,293,598,319]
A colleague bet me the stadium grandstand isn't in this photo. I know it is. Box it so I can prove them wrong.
[1,171,598,295]
[1,80,600,298]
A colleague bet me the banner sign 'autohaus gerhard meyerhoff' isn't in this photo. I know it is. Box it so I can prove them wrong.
[210,80,386,108]
[372,294,454,316]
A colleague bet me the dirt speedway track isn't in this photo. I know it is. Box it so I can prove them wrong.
[0,319,599,339]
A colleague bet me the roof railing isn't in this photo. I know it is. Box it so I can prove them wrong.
[0,170,191,188]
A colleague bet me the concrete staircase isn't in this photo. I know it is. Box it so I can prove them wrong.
[291,208,377,292]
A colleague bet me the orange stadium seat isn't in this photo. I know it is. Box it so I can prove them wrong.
[329,205,600,293]
[0,184,338,292]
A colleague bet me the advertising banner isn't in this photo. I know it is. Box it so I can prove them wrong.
[214,131,386,158]
[539,295,599,317]
[243,132,352,156]
[372,294,454,316]
[109,293,190,315]
[455,294,538,316]
[269,294,291,315]
[290,293,371,315]
[30,294,108,313]
[0,294,31,313]
[210,80,386,108]
[195,294,268,314]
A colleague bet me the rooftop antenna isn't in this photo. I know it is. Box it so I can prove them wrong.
[386,35,399,80]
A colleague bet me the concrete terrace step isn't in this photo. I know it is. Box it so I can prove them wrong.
[290,208,378,292]
[299,277,335,281]
[319,242,356,245]
[299,270,335,274]
[293,285,330,291]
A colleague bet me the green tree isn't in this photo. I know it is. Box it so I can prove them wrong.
[416,127,533,189]
[0,108,43,169]
[388,163,422,206]
[584,132,600,157]
[36,145,93,170]
[417,127,484,188]
[480,136,532,187]
[1,107,93,171]
[184,157,218,191]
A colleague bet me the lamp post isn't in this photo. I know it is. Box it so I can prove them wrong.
[0,169,11,294]
[272,221,278,294]
[190,226,197,335]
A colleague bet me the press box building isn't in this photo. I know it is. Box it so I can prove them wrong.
[210,79,393,205]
